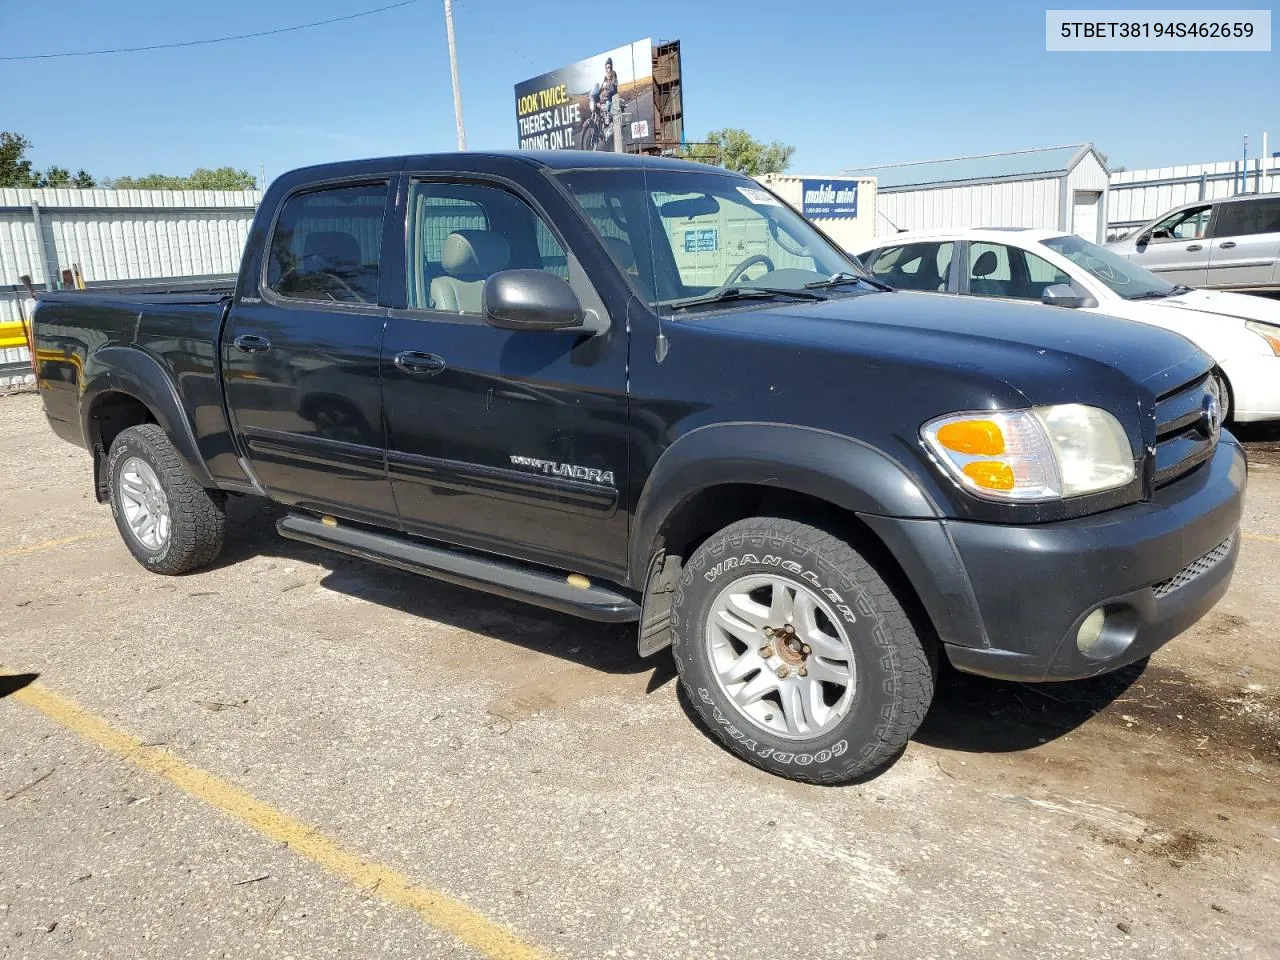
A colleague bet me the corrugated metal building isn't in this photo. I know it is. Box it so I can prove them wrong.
[847,144,1110,242]
[1,187,260,388]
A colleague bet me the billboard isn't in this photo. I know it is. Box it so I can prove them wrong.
[801,179,859,219]
[514,39,656,153]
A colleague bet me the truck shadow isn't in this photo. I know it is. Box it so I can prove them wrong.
[215,497,650,680]
[915,659,1145,754]
[215,497,1140,749]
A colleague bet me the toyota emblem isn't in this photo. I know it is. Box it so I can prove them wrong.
[1201,393,1222,440]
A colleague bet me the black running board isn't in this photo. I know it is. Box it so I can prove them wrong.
[277,514,641,623]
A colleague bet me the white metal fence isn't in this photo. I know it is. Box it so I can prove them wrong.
[1,187,260,389]
[1106,156,1280,240]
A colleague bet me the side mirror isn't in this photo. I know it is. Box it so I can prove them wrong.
[483,270,584,332]
[1041,283,1094,309]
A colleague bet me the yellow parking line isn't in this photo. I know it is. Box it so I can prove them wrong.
[1243,531,1280,545]
[0,529,112,561]
[2,670,552,960]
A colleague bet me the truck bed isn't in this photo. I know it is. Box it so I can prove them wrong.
[32,281,245,489]
[36,273,237,304]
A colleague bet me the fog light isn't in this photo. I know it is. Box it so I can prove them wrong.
[1076,608,1106,654]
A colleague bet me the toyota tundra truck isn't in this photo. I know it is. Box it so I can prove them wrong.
[31,151,1245,783]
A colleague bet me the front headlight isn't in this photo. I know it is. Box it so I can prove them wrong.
[1245,320,1280,355]
[922,404,1134,501]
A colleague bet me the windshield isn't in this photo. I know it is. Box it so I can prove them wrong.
[555,167,867,311]
[1041,234,1177,300]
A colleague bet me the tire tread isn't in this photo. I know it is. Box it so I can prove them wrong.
[107,424,226,575]
[672,516,933,784]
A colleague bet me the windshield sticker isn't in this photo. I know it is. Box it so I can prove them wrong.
[736,186,783,207]
[683,228,719,253]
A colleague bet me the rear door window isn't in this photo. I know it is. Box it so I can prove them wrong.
[1213,197,1280,238]
[866,242,954,291]
[265,183,389,305]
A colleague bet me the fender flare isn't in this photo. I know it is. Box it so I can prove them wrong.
[80,346,216,489]
[628,421,940,585]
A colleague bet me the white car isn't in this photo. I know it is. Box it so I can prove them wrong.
[853,228,1280,422]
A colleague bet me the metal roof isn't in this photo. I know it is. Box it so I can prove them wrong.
[845,144,1095,190]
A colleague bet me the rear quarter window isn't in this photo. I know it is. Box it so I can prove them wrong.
[1213,197,1280,238]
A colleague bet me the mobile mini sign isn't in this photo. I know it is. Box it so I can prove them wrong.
[801,180,859,218]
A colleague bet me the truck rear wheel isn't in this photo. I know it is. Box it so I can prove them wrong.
[670,517,934,784]
[106,424,226,575]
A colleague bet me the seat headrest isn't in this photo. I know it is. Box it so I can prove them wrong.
[442,230,510,277]
[971,250,999,278]
[302,230,361,268]
[601,236,636,272]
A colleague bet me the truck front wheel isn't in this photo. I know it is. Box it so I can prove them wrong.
[670,517,934,784]
[106,424,226,575]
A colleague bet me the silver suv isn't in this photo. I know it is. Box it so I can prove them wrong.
[1107,193,1280,293]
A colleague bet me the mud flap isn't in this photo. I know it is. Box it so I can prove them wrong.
[637,552,682,657]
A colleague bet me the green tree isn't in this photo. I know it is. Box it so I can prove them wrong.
[113,166,257,191]
[0,131,38,187]
[0,132,98,188]
[682,128,795,176]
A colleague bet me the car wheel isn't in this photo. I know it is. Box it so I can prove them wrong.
[670,517,934,784]
[107,424,226,575]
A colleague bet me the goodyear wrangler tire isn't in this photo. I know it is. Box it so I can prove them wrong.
[107,424,226,576]
[670,517,934,784]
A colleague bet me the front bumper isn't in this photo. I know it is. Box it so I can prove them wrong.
[864,438,1246,682]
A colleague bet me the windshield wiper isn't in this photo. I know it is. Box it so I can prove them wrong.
[1126,289,1176,300]
[668,285,827,310]
[804,271,893,292]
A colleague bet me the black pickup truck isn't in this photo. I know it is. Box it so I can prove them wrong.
[33,152,1245,783]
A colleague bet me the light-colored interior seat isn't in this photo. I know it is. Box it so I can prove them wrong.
[429,230,511,314]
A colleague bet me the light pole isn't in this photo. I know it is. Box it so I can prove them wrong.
[443,0,466,150]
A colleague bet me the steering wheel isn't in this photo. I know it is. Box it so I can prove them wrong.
[724,254,775,286]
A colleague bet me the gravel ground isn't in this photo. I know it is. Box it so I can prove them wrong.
[1,390,1277,959]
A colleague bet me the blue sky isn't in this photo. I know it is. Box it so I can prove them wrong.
[5,0,1277,183]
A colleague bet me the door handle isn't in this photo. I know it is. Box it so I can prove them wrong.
[232,334,271,354]
[393,350,446,375]
[1219,241,1237,249]
[1186,243,1203,252]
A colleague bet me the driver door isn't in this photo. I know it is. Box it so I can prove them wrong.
[1129,204,1212,286]
[380,175,631,579]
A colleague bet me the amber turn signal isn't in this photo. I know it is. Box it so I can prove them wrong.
[962,460,1016,491]
[935,419,1005,456]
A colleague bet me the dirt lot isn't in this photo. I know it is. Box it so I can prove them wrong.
[1,389,1277,959]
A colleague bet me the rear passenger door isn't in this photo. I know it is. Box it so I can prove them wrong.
[379,175,630,579]
[222,179,398,524]
[1206,197,1280,289]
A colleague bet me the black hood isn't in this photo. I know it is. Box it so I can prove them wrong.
[691,290,1210,403]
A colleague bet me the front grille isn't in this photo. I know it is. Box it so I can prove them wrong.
[1152,373,1219,487]
[1152,536,1233,599]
